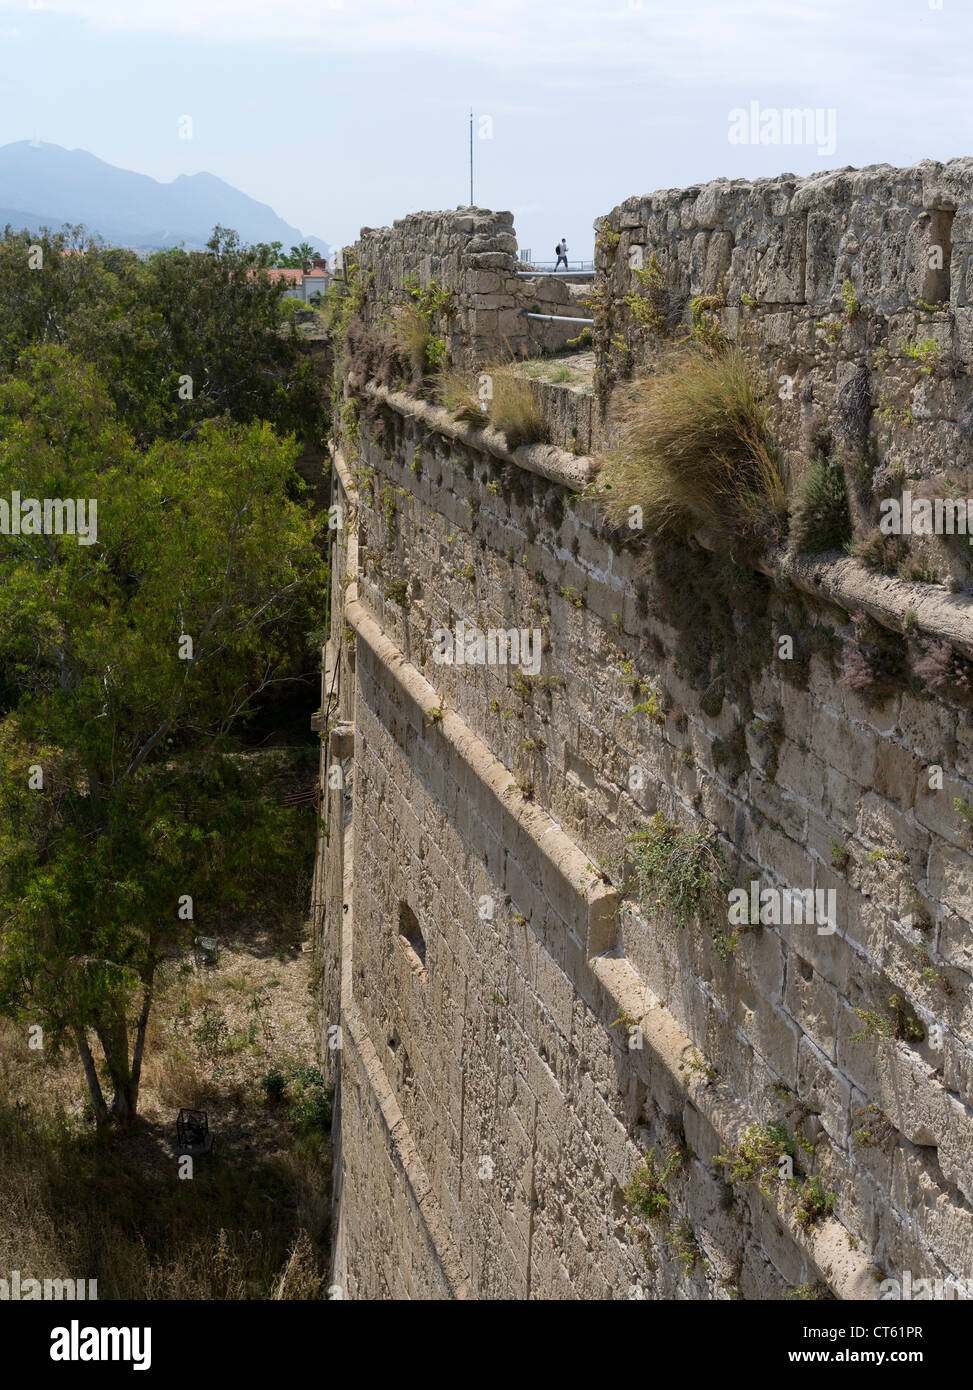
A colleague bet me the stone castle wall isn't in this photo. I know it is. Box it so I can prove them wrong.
[317,165,973,1300]
[594,160,973,588]
[347,208,583,367]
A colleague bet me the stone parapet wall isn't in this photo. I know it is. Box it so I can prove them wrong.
[347,207,582,367]
[594,161,973,591]
[319,167,973,1300]
[320,388,973,1297]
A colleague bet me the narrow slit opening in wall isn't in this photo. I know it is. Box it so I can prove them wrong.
[398,901,426,972]
[921,208,954,305]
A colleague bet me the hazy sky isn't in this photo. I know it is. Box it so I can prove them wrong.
[0,0,970,258]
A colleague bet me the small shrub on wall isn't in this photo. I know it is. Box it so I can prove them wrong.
[790,459,852,554]
[619,812,736,960]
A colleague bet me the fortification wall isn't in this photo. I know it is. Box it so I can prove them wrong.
[348,208,582,367]
[594,160,973,588]
[318,164,973,1300]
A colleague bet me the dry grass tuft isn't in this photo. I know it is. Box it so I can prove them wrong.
[485,363,547,449]
[437,366,487,425]
[598,346,787,545]
[439,361,547,449]
[394,303,432,378]
[393,304,447,381]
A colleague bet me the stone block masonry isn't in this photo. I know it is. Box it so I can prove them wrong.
[594,159,973,588]
[347,207,583,368]
[316,164,973,1299]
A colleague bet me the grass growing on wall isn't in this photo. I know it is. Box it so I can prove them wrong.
[394,274,453,382]
[597,346,787,545]
[394,303,446,379]
[438,361,548,449]
[437,366,486,424]
[485,363,547,448]
[790,458,853,554]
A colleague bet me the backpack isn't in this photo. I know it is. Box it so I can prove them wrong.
[555,244,560,257]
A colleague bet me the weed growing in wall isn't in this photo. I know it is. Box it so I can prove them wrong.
[344,317,406,393]
[787,1282,833,1301]
[851,993,925,1044]
[623,1146,685,1226]
[795,1176,837,1229]
[839,278,861,323]
[898,334,942,372]
[395,275,454,381]
[667,1217,703,1275]
[395,304,445,380]
[715,1121,794,1199]
[915,640,973,707]
[851,1104,897,1149]
[689,283,726,346]
[320,256,369,342]
[853,527,908,575]
[621,812,736,959]
[840,612,907,704]
[623,253,677,339]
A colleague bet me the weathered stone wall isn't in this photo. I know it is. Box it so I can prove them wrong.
[319,167,973,1300]
[348,208,583,367]
[594,160,973,589]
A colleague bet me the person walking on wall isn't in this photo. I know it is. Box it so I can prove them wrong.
[554,238,568,270]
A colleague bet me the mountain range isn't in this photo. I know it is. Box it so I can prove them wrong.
[0,141,327,254]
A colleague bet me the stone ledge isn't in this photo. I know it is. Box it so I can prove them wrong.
[344,586,613,947]
[589,951,878,1302]
[355,387,973,661]
[757,544,973,661]
[330,441,359,504]
[360,381,593,491]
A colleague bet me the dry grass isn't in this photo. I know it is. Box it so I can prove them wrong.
[0,913,332,1300]
[598,345,787,545]
[393,303,448,381]
[486,363,547,448]
[394,303,431,378]
[437,366,486,424]
[439,360,547,449]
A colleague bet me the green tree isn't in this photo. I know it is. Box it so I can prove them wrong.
[0,224,329,446]
[0,348,326,1125]
[275,241,317,269]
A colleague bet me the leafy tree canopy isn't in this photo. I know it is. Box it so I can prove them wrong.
[0,224,329,446]
[0,347,327,1124]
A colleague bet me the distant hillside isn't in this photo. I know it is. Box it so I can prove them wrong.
[0,142,328,254]
[0,205,59,235]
